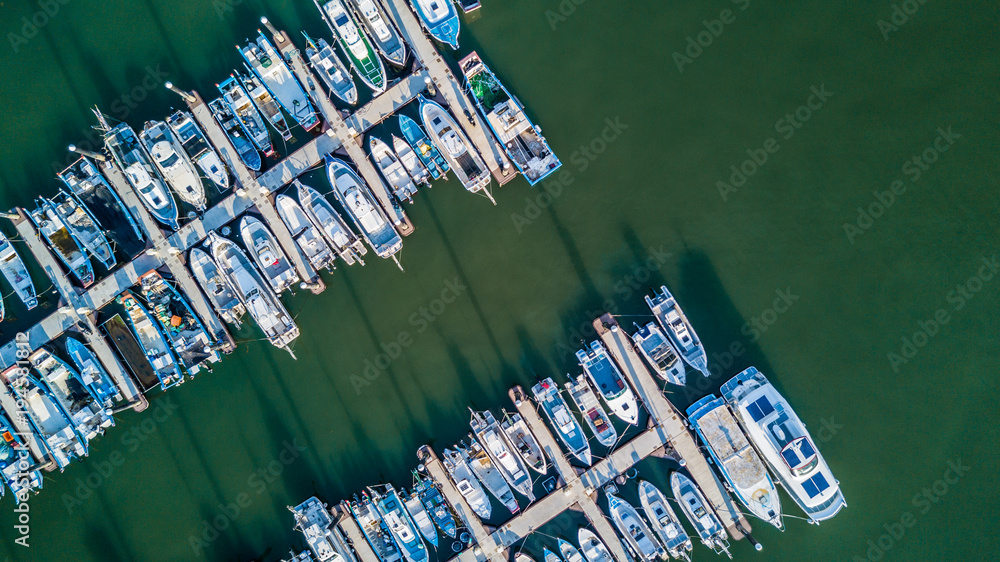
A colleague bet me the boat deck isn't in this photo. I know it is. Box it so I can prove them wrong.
[695,404,766,490]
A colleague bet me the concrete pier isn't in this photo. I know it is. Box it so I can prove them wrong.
[333,503,381,562]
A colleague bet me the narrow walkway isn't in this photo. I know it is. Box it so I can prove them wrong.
[333,502,381,562]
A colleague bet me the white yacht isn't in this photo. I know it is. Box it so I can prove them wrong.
[189,247,245,327]
[392,135,431,187]
[531,378,591,466]
[631,322,685,386]
[297,180,367,266]
[638,480,692,561]
[461,440,519,515]
[44,191,115,269]
[442,447,491,520]
[166,110,230,191]
[469,410,534,501]
[141,120,207,211]
[100,119,178,229]
[370,136,418,203]
[577,529,613,562]
[419,96,493,201]
[276,193,337,273]
[576,340,639,425]
[348,0,407,66]
[325,156,402,262]
[499,410,547,474]
[315,0,387,94]
[302,32,358,105]
[289,497,348,562]
[239,216,300,294]
[670,472,730,557]
[565,374,617,448]
[646,285,709,377]
[240,32,321,131]
[607,493,665,562]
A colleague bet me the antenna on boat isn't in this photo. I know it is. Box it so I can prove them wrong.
[91,107,112,133]
[392,255,404,272]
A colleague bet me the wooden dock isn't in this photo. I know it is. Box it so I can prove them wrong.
[333,502,381,562]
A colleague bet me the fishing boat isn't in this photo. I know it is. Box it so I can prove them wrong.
[370,136,419,203]
[576,340,639,425]
[542,548,562,562]
[577,529,613,562]
[240,216,300,294]
[565,375,617,448]
[0,412,43,501]
[276,193,337,272]
[412,470,457,538]
[290,496,352,562]
[392,135,431,187]
[687,395,783,529]
[462,439,519,514]
[239,70,294,142]
[140,271,220,375]
[418,97,493,201]
[498,410,546,474]
[441,447,491,520]
[348,0,407,67]
[631,322,685,387]
[59,156,144,248]
[460,52,561,185]
[189,247,245,327]
[638,480,693,561]
[403,488,438,548]
[315,0,387,94]
[28,203,94,287]
[470,410,534,501]
[65,337,122,408]
[240,32,321,131]
[166,110,230,191]
[371,484,428,562]
[399,114,449,180]
[721,367,846,523]
[297,180,367,266]
[219,76,275,157]
[350,491,403,562]
[559,539,584,562]
[670,472,730,557]
[100,119,179,230]
[646,286,709,377]
[409,0,460,50]
[0,231,37,310]
[302,32,358,105]
[2,365,86,470]
[325,156,402,262]
[140,120,207,211]
[119,290,184,390]
[30,348,112,445]
[210,232,299,353]
[44,191,116,269]
[208,98,262,172]
[607,493,665,562]
[531,378,591,465]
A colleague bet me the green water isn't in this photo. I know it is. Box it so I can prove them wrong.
[0,0,998,560]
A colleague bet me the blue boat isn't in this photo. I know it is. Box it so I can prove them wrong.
[140,270,221,376]
[1,365,87,471]
[119,290,184,391]
[325,156,402,263]
[409,0,460,50]
[28,202,95,287]
[399,114,449,179]
[59,156,144,244]
[350,491,403,562]
[372,484,428,562]
[0,412,43,502]
[218,75,274,157]
[531,378,591,466]
[208,97,262,172]
[65,337,122,408]
[412,470,457,538]
[31,348,113,446]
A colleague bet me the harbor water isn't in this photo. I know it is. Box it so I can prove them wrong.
[0,0,998,560]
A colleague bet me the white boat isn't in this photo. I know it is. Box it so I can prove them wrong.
[638,480,692,561]
[559,539,584,562]
[469,410,534,501]
[721,367,846,523]
[166,110,230,191]
[576,340,639,425]
[499,410,547,474]
[631,322,686,387]
[531,378,591,466]
[2,365,86,471]
[241,32,321,131]
[515,554,535,562]
[140,120,207,211]
[297,180,367,266]
[418,96,493,201]
[325,156,402,262]
[409,0,460,50]
[442,447,491,520]
[348,0,407,67]
[119,290,184,390]
[28,203,94,287]
[687,395,783,530]
[392,135,431,187]
[565,375,617,448]
[302,32,358,105]
[403,489,438,548]
[0,412,43,501]
[0,231,38,310]
[543,548,561,562]
[646,286,709,376]
[370,136,418,203]
[65,337,122,408]
[208,97,262,172]
[44,191,116,269]
[219,76,275,157]
[371,484,428,562]
[139,270,221,375]
[276,193,337,272]
[189,247,245,327]
[462,439,519,514]
[577,529,613,562]
[350,493,403,562]
[30,348,112,446]
[240,215,300,294]
[670,472,730,557]
[210,232,299,354]
[100,119,179,230]
[289,496,348,562]
[315,0,387,94]
[607,493,665,562]
[239,70,293,142]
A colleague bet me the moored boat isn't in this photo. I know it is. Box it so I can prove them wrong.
[418,97,492,200]
[670,472,730,557]
[59,155,144,250]
[498,409,546,474]
[470,409,534,501]
[208,98,262,172]
[189,247,245,327]
[276,193,337,272]
[576,340,639,425]
[638,480,692,561]
[45,191,116,269]
[462,439,519,514]
[241,32,321,131]
[631,322,685,387]
[371,136,419,203]
[559,539,584,562]
[119,290,184,390]
[460,52,562,186]
[542,547,562,562]
[297,180,367,266]
[721,366,846,523]
[441,447,490,520]
[0,231,38,310]
[315,0,387,94]
[531,378,590,466]
[0,412,43,501]
[30,348,112,445]
[607,493,665,562]
[239,70,294,142]
[687,395,783,530]
[100,119,179,230]
[290,496,351,562]
[577,529,613,562]
[28,202,94,287]
[350,491,403,562]
[140,270,221,375]
[240,215,300,294]
[219,76,275,157]
[325,156,402,262]
[348,0,407,67]
[2,365,87,470]
[565,375,617,448]
[403,488,438,548]
[399,114,449,180]
[65,337,122,408]
[392,135,431,187]
[302,32,358,105]
[140,120,208,211]
[412,470,457,538]
[166,110,230,191]
[371,484,428,562]
[409,0,460,50]
[646,285,709,377]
